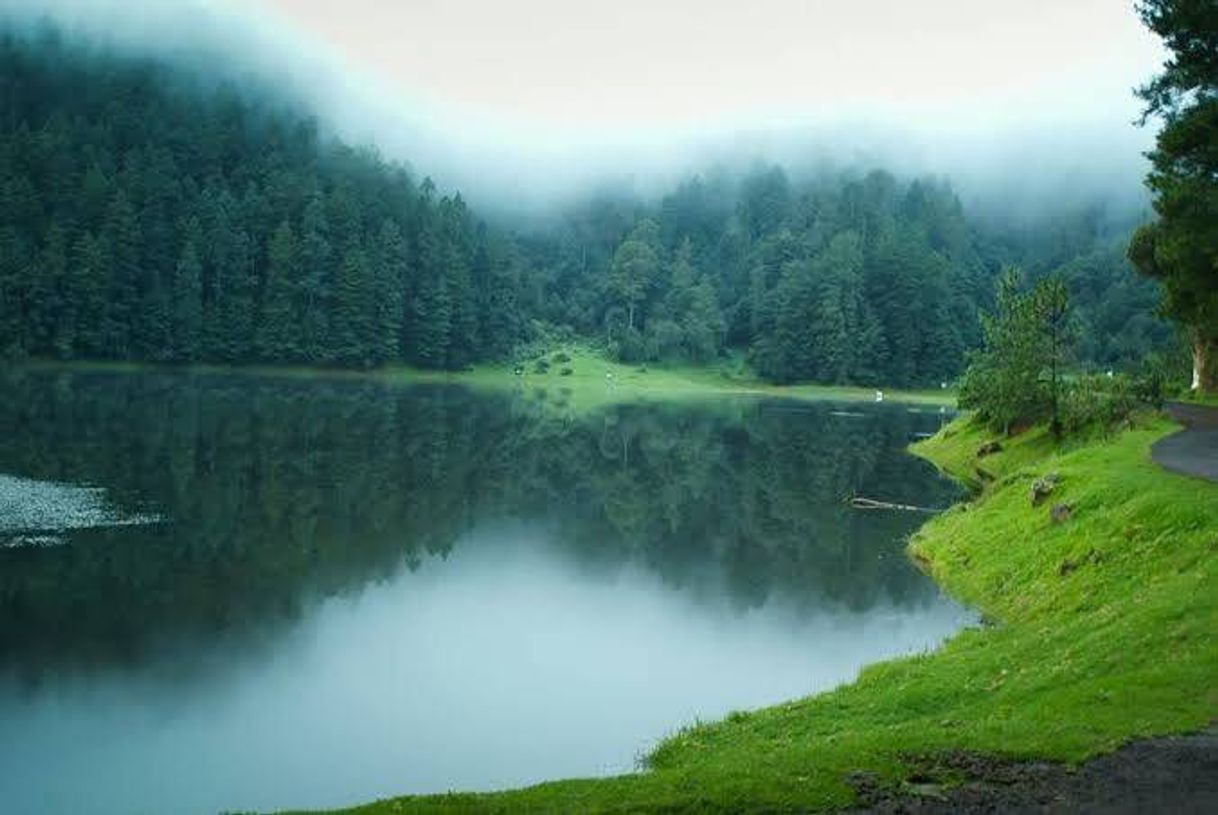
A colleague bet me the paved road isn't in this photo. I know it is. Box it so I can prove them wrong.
[1152,402,1218,482]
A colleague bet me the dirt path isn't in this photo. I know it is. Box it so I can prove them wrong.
[1151,402,1218,482]
[849,726,1218,813]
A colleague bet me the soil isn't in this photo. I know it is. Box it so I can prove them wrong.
[847,726,1218,814]
[1151,403,1218,482]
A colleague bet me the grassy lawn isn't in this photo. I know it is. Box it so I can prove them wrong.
[283,412,1218,814]
[424,347,956,414]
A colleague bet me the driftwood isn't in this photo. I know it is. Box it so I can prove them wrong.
[847,496,943,513]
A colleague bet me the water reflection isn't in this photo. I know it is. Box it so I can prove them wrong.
[0,370,968,814]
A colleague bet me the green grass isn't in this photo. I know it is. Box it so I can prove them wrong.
[14,348,956,416]
[1177,390,1218,407]
[278,412,1218,814]
[436,347,955,414]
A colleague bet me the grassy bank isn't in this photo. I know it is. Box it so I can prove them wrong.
[290,412,1218,814]
[11,347,955,414]
[1178,390,1218,408]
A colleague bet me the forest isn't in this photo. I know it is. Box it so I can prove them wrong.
[0,24,1175,387]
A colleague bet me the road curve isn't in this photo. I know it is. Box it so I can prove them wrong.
[1152,402,1218,483]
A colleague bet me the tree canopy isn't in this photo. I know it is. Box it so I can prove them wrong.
[1128,0,1218,392]
[0,23,1179,386]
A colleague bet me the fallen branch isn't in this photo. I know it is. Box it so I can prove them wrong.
[847,495,943,513]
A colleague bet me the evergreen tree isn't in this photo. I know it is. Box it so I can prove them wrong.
[256,220,299,360]
[172,237,203,360]
[297,193,333,362]
[1129,0,1218,392]
[374,219,408,364]
[102,192,140,358]
[333,245,374,366]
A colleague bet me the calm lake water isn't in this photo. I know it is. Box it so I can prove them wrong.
[0,370,971,815]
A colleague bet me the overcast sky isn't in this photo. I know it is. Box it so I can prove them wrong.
[249,0,1163,137]
[5,0,1168,217]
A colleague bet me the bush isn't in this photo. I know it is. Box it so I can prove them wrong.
[958,358,1048,433]
[552,351,571,364]
[560,367,573,376]
[533,358,551,374]
[1059,375,1140,435]
[1131,355,1169,409]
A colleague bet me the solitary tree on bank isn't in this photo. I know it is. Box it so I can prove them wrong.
[1129,0,1218,394]
[959,271,1071,436]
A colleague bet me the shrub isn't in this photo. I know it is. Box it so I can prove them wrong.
[552,352,571,364]
[533,358,551,374]
[560,367,573,376]
[1059,375,1140,435]
[1131,355,1169,409]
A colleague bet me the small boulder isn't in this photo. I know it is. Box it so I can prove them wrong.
[1050,503,1074,524]
[977,440,1003,458]
[1031,472,1061,506]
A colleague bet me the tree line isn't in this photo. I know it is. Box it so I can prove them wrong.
[0,28,524,369]
[0,24,1178,386]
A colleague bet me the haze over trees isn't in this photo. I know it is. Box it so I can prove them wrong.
[1128,0,1218,393]
[0,28,523,370]
[0,23,1176,386]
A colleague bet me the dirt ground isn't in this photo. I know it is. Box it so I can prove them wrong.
[847,726,1218,814]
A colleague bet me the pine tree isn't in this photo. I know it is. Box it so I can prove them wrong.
[71,231,107,357]
[1129,0,1218,392]
[102,192,139,358]
[333,245,374,366]
[374,220,407,364]
[29,223,68,355]
[0,225,27,357]
[256,220,299,360]
[172,237,203,360]
[297,193,332,362]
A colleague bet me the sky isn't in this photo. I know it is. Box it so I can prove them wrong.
[5,0,1170,217]
[248,0,1163,135]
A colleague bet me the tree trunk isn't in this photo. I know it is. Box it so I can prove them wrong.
[1193,332,1217,393]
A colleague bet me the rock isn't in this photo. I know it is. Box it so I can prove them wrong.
[1031,472,1061,506]
[977,440,1003,458]
[1051,503,1074,523]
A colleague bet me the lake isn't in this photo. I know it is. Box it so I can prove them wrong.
[0,370,971,815]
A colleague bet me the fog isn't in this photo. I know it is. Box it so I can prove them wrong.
[2,0,1163,224]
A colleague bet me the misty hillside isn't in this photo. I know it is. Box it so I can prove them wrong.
[0,27,524,369]
[0,24,1173,383]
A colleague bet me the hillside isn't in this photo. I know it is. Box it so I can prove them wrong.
[0,25,1174,385]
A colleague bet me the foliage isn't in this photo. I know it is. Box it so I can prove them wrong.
[0,24,1183,388]
[526,166,1173,386]
[1129,0,1218,392]
[0,29,523,369]
[1131,352,1175,408]
[1058,375,1142,436]
[958,272,1071,434]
